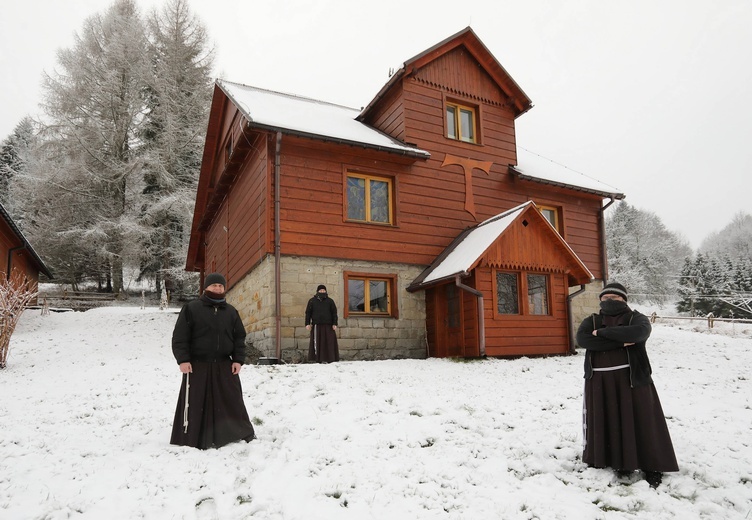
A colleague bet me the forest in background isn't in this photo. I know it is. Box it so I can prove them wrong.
[0,0,212,296]
[0,0,749,317]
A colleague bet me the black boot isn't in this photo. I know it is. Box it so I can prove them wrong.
[644,471,662,488]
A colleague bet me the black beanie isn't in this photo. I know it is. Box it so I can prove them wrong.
[599,282,628,301]
[204,273,227,289]
[316,284,327,292]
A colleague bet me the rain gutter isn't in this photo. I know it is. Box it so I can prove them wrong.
[599,197,618,283]
[274,131,282,361]
[6,245,24,280]
[566,284,588,354]
[246,122,430,160]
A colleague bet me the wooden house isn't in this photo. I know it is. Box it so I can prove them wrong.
[186,27,624,361]
[0,202,53,300]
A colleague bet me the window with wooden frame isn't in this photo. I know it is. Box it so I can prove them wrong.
[538,205,562,233]
[344,272,398,318]
[495,270,551,316]
[345,172,394,225]
[446,100,478,143]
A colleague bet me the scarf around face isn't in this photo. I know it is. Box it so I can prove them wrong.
[600,299,631,326]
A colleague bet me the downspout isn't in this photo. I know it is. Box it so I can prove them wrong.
[455,274,486,357]
[599,197,617,283]
[566,284,588,354]
[6,245,25,280]
[274,132,282,361]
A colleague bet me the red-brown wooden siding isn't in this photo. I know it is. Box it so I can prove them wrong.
[195,36,605,285]
[476,268,571,356]
[0,220,41,298]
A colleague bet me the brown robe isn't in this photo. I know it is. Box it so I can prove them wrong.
[583,347,678,472]
[170,360,255,449]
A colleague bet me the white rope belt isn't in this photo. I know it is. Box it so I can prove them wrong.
[183,372,190,433]
[592,364,630,372]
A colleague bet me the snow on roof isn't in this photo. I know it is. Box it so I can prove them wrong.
[512,147,625,199]
[422,202,531,284]
[217,80,430,158]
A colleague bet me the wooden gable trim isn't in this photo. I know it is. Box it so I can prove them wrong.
[416,49,511,109]
[359,27,532,123]
[474,205,592,285]
[404,27,531,116]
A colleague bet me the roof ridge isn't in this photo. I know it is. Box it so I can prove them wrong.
[217,79,359,112]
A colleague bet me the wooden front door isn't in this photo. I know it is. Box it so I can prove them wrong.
[438,284,463,357]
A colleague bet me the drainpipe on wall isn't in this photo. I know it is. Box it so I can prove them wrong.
[599,197,617,283]
[566,284,588,354]
[454,274,486,357]
[6,245,25,280]
[274,131,282,361]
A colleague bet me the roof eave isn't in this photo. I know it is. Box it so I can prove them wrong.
[508,166,626,200]
[245,121,430,159]
[0,203,53,279]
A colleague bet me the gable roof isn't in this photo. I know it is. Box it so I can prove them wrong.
[217,80,430,159]
[407,201,593,291]
[511,148,625,200]
[0,202,53,279]
[359,27,533,121]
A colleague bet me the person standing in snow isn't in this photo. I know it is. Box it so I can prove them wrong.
[305,284,339,363]
[576,282,678,488]
[170,273,255,449]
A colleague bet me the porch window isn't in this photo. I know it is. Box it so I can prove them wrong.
[527,274,549,315]
[344,272,398,318]
[495,271,551,316]
[446,101,478,143]
[496,272,519,314]
[346,173,393,225]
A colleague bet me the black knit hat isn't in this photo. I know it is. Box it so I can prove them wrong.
[316,284,327,292]
[599,282,628,301]
[204,273,227,289]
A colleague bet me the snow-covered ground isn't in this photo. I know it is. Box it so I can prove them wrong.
[1,305,750,519]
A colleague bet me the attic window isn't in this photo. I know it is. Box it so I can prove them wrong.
[538,205,561,232]
[446,100,478,143]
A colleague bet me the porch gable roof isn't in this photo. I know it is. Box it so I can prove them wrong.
[407,201,593,291]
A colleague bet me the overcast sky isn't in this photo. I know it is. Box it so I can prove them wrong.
[1,0,750,248]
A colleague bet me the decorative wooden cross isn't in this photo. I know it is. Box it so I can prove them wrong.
[441,154,494,220]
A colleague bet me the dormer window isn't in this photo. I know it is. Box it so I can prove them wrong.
[446,100,478,143]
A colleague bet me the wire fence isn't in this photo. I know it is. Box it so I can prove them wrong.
[649,312,752,329]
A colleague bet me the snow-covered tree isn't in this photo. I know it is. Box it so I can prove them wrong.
[683,212,752,317]
[700,212,752,263]
[605,201,691,303]
[139,0,212,294]
[40,0,149,293]
[0,117,36,211]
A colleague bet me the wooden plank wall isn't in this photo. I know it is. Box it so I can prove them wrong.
[199,44,605,284]
[476,268,570,356]
[204,132,270,288]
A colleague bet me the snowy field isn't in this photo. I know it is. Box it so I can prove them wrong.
[1,305,751,519]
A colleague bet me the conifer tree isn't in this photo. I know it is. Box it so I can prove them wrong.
[139,0,213,294]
